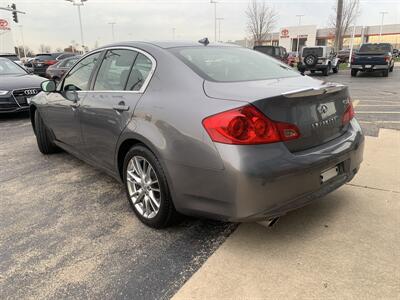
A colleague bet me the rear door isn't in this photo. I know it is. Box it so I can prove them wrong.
[79,48,155,171]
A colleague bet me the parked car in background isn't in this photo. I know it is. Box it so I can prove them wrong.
[351,43,395,77]
[30,53,76,77]
[287,51,298,67]
[393,48,399,58]
[337,49,351,63]
[297,46,340,76]
[45,56,81,81]
[0,58,44,114]
[32,42,363,228]
[253,45,289,65]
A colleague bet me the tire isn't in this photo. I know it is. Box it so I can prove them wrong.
[389,65,394,72]
[332,66,338,73]
[123,145,179,228]
[304,54,317,67]
[383,69,389,77]
[34,110,59,154]
[351,69,358,77]
[322,67,329,76]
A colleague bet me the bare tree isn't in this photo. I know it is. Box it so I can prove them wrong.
[39,44,52,53]
[246,0,277,45]
[330,0,360,50]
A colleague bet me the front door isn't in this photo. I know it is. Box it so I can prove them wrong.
[43,52,102,151]
[79,49,155,171]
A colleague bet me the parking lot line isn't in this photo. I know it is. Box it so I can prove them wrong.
[353,100,360,107]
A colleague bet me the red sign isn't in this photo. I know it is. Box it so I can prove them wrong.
[0,19,9,29]
[280,29,289,38]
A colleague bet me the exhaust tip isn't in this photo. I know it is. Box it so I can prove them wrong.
[258,217,280,228]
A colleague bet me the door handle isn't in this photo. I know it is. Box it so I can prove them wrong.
[113,104,130,112]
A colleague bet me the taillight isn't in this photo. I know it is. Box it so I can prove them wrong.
[44,60,57,65]
[384,56,391,63]
[342,101,355,125]
[351,55,355,64]
[202,105,300,145]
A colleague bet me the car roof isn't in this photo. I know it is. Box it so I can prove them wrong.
[100,40,240,50]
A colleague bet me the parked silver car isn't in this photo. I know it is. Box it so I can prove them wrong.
[31,41,364,228]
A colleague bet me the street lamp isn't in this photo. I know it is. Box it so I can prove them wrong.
[296,14,304,57]
[65,0,87,53]
[108,22,116,41]
[216,17,224,42]
[379,11,388,41]
[210,0,218,42]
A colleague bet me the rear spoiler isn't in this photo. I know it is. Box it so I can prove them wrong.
[282,83,346,98]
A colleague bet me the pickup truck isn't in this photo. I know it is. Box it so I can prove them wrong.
[351,43,395,77]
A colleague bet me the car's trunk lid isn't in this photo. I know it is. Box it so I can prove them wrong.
[203,76,350,152]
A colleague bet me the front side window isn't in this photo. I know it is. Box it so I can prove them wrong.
[171,47,299,82]
[63,52,101,91]
[126,53,153,91]
[93,49,138,91]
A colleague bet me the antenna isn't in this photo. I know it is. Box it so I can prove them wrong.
[198,37,210,46]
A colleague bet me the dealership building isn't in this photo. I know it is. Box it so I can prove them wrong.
[260,23,400,51]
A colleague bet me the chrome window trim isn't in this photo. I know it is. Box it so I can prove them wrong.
[65,46,157,95]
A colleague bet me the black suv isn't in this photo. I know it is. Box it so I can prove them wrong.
[29,53,76,77]
[351,43,395,77]
[253,45,289,65]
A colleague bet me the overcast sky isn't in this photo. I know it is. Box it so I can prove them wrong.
[1,0,400,52]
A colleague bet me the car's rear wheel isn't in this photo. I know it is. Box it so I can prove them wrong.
[351,69,358,77]
[322,65,330,76]
[34,110,59,154]
[383,69,389,77]
[123,145,179,228]
[332,65,338,73]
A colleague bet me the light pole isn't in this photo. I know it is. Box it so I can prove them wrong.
[296,14,304,56]
[108,22,116,41]
[379,11,388,41]
[18,25,26,59]
[66,0,87,53]
[210,0,218,42]
[216,17,224,42]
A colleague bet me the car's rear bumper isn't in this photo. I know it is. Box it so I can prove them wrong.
[351,64,388,70]
[167,118,364,222]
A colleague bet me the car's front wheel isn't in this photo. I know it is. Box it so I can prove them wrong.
[383,69,389,77]
[123,145,179,228]
[34,110,59,154]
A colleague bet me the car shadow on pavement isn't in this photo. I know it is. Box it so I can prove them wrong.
[0,111,30,122]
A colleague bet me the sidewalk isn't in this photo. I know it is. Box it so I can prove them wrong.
[173,129,400,299]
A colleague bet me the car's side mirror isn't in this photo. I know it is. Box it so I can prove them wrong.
[65,90,79,102]
[41,80,57,93]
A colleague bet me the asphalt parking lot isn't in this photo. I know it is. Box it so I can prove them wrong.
[1,67,399,299]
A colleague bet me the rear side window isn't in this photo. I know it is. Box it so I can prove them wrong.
[94,49,138,91]
[254,46,274,56]
[171,47,298,82]
[126,53,153,91]
[359,44,391,53]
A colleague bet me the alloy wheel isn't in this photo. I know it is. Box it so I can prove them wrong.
[126,156,161,219]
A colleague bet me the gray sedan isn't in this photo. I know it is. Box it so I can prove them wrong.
[30,41,364,228]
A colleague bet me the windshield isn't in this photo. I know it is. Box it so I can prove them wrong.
[359,43,391,53]
[0,59,27,75]
[171,47,298,82]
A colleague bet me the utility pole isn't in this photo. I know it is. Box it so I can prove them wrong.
[210,0,218,42]
[216,17,224,42]
[334,0,343,52]
[65,0,87,53]
[296,15,304,56]
[108,22,116,41]
[379,12,388,41]
[19,25,26,58]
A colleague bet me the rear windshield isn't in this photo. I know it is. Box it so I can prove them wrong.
[254,46,275,56]
[359,44,391,53]
[35,55,52,61]
[302,47,323,57]
[171,47,298,82]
